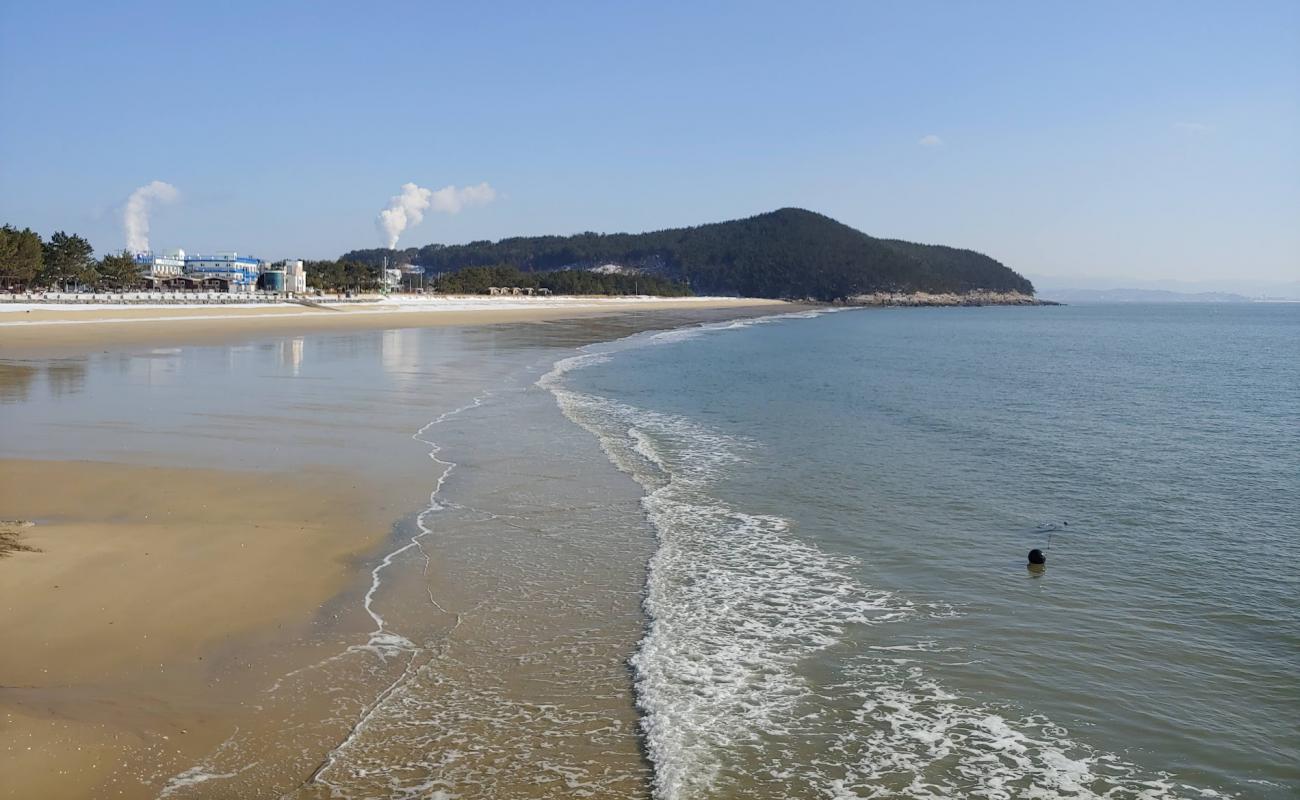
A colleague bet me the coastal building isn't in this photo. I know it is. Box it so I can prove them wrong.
[130,248,310,294]
[382,267,403,291]
[134,249,187,278]
[487,286,547,296]
[258,267,286,292]
[263,260,306,293]
[397,264,428,292]
[141,274,235,292]
[184,252,262,291]
[284,260,306,293]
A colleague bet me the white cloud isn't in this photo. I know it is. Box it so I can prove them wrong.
[918,134,943,148]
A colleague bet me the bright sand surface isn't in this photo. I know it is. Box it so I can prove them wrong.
[0,459,396,799]
[0,295,786,354]
[0,299,796,798]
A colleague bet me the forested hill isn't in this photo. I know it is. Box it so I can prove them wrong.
[341,208,1033,301]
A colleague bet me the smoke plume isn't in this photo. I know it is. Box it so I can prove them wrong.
[377,182,496,248]
[124,180,179,253]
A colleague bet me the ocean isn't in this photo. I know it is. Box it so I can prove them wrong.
[4,304,1296,798]
[549,304,1299,799]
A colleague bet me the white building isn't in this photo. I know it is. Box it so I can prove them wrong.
[286,260,306,294]
[134,248,186,277]
[271,259,307,293]
[184,252,262,290]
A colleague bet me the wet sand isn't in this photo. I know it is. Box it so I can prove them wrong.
[0,459,395,799]
[0,297,787,355]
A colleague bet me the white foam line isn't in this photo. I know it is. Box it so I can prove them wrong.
[301,391,490,790]
[535,305,869,798]
[645,305,852,344]
[158,727,251,797]
[536,305,850,392]
[159,764,255,796]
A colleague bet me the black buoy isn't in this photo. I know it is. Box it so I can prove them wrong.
[1028,548,1046,565]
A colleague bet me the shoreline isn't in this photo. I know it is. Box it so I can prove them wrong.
[0,295,790,355]
[0,303,795,798]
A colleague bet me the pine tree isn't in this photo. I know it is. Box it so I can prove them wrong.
[40,231,96,290]
[0,225,44,288]
[95,250,142,290]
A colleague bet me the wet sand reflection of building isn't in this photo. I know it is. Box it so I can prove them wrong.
[44,361,87,398]
[0,363,39,404]
[381,328,424,388]
[112,349,183,388]
[278,337,305,376]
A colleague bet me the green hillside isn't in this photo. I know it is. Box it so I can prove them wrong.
[342,208,1033,300]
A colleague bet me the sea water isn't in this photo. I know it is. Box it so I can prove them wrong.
[553,304,1299,799]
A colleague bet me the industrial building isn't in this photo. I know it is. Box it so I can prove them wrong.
[131,250,306,294]
[271,259,307,293]
[183,253,263,290]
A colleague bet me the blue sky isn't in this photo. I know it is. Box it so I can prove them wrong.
[2,1,1297,283]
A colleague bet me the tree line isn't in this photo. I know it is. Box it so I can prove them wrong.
[429,264,691,296]
[304,260,381,293]
[0,227,690,297]
[303,260,691,296]
[1,226,143,291]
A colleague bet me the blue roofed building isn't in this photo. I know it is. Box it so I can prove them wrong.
[184,252,263,290]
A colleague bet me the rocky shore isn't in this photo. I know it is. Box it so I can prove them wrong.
[840,290,1059,307]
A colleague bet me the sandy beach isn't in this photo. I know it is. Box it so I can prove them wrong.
[0,295,786,354]
[0,299,794,798]
[0,459,397,799]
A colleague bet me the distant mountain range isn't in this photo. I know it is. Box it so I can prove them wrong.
[342,208,1034,301]
[1038,288,1255,304]
[1030,274,1300,303]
